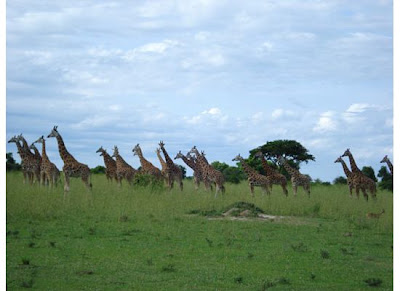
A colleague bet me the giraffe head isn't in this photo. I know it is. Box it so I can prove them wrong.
[159,141,165,148]
[174,151,184,160]
[16,134,24,142]
[132,144,141,156]
[380,155,389,163]
[96,146,106,156]
[254,151,264,159]
[232,154,242,162]
[8,135,18,143]
[334,156,343,163]
[189,146,199,155]
[34,135,45,144]
[341,148,351,158]
[47,126,59,138]
[277,155,285,165]
[111,146,119,158]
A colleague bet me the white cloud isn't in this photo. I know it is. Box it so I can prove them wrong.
[313,111,337,132]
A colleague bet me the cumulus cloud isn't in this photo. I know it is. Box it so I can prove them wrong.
[313,111,337,132]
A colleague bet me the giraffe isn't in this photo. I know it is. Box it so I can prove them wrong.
[254,151,288,196]
[277,156,311,197]
[174,150,202,190]
[7,136,33,184]
[334,156,355,197]
[187,152,214,191]
[96,146,118,182]
[29,143,44,185]
[111,145,137,187]
[16,134,41,184]
[47,126,92,192]
[380,155,393,176]
[156,147,169,182]
[158,141,183,190]
[132,144,163,180]
[232,154,272,197]
[341,149,376,201]
[33,136,61,187]
[189,146,225,196]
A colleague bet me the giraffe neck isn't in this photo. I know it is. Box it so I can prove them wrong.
[347,153,361,173]
[179,155,196,171]
[260,156,275,175]
[136,148,152,169]
[14,142,27,160]
[160,146,174,167]
[282,160,299,177]
[385,159,393,174]
[32,146,41,159]
[40,140,49,161]
[55,134,76,164]
[338,159,352,178]
[194,149,208,165]
[116,154,131,168]
[238,157,257,176]
[102,151,116,167]
[157,151,168,170]
[20,137,34,157]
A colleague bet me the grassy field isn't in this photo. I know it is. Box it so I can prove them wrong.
[6,172,393,290]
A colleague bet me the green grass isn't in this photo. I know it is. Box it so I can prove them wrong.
[6,172,393,290]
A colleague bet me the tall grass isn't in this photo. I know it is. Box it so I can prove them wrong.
[7,172,392,230]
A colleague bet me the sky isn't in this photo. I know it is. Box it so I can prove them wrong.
[5,0,393,182]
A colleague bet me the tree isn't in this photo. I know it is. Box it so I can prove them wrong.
[6,153,21,171]
[361,166,377,182]
[249,140,315,166]
[377,166,393,192]
[333,176,347,185]
[178,165,186,179]
[248,140,315,180]
[90,165,106,174]
[211,161,245,184]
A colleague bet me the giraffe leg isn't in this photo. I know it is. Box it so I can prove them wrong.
[355,185,360,199]
[348,183,353,198]
[64,173,70,193]
[249,183,255,197]
[282,184,288,196]
[293,184,298,196]
[361,188,368,201]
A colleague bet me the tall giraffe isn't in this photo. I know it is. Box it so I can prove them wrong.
[16,134,41,184]
[96,146,118,182]
[254,151,288,196]
[33,136,60,187]
[174,150,202,190]
[232,154,271,197]
[158,141,183,190]
[156,147,169,182]
[187,152,214,191]
[334,156,355,197]
[341,149,376,200]
[277,156,311,197]
[111,146,137,187]
[380,155,393,176]
[189,146,225,196]
[132,144,163,180]
[8,136,33,184]
[47,126,92,192]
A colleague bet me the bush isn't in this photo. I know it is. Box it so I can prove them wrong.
[133,173,164,189]
[333,176,347,185]
[90,165,105,174]
[6,153,21,171]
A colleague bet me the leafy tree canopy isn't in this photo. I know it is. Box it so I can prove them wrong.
[361,166,377,182]
[6,153,21,171]
[377,166,393,191]
[249,140,315,166]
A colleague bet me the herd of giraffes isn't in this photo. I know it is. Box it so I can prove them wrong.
[8,126,393,200]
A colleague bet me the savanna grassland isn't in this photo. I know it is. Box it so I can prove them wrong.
[6,172,393,290]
